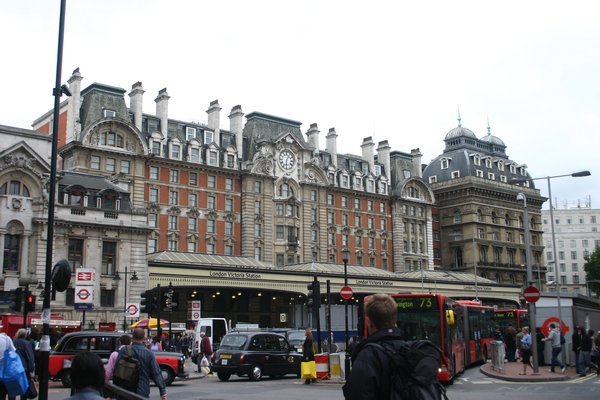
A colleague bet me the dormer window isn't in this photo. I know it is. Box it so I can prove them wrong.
[441,159,449,169]
[367,179,375,193]
[428,176,437,184]
[103,109,116,118]
[451,171,460,179]
[171,143,181,160]
[151,140,161,155]
[473,155,481,166]
[341,174,349,188]
[190,147,200,163]
[487,172,495,180]
[519,167,526,176]
[354,176,363,190]
[100,131,124,148]
[497,161,504,171]
[500,175,507,183]
[476,170,484,177]
[485,158,492,168]
[510,164,517,174]
[204,130,214,145]
[378,181,387,194]
[186,127,197,141]
[374,165,382,176]
[208,150,218,166]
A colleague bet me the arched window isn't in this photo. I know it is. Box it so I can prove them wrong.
[491,212,498,224]
[495,273,502,283]
[3,234,20,272]
[454,247,463,268]
[453,211,462,224]
[278,183,293,198]
[0,181,30,197]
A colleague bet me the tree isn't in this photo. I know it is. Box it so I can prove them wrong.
[584,246,600,296]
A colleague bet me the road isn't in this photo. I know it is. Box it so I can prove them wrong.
[46,364,600,400]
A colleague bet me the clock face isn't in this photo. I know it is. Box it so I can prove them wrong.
[279,150,295,170]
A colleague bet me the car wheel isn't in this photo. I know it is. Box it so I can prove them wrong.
[160,366,175,386]
[61,369,72,388]
[217,372,231,381]
[248,365,262,381]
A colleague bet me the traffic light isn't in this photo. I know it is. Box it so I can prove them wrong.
[9,288,23,313]
[25,294,36,313]
[140,290,156,315]
[307,279,321,309]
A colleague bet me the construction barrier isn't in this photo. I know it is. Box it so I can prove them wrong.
[315,353,330,380]
[329,352,342,380]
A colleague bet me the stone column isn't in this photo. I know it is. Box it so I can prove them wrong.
[0,233,4,278]
[19,233,30,278]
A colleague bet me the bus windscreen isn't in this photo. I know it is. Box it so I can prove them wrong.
[394,296,441,346]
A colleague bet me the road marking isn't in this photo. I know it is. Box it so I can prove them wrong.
[471,381,494,384]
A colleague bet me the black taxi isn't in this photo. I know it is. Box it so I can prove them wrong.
[211,332,301,381]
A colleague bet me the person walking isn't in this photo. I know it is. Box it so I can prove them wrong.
[117,328,167,400]
[573,326,583,374]
[180,333,190,358]
[514,325,524,362]
[302,328,316,384]
[505,323,517,362]
[518,327,534,375]
[199,331,213,374]
[535,327,545,366]
[592,330,600,376]
[579,328,598,376]
[543,323,566,373]
[342,294,404,399]
[0,332,17,400]
[150,336,162,351]
[13,329,35,400]
[105,334,131,382]
[67,352,105,400]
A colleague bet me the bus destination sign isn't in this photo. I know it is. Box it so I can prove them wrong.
[395,296,436,310]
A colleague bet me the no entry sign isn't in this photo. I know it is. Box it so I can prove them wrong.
[523,286,541,303]
[340,285,353,300]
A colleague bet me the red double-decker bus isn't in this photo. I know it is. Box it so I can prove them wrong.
[455,300,495,365]
[387,293,466,383]
[494,309,529,331]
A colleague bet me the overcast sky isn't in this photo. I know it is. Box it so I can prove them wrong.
[1,0,597,209]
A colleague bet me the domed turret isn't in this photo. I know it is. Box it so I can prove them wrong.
[444,126,477,141]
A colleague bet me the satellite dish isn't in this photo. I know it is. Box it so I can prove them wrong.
[52,259,71,292]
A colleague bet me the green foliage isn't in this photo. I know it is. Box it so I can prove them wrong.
[584,246,600,296]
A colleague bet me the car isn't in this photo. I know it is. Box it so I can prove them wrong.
[211,332,302,381]
[48,331,188,387]
[285,330,305,353]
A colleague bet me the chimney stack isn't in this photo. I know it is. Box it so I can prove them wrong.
[326,128,338,167]
[229,105,244,159]
[128,81,145,131]
[306,123,320,154]
[411,148,423,177]
[66,68,83,143]
[154,88,170,138]
[207,99,221,145]
[361,136,375,174]
[377,140,391,178]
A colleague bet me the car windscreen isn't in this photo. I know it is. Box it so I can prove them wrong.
[287,332,305,342]
[219,334,248,350]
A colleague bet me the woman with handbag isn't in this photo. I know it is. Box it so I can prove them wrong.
[518,327,534,375]
[301,328,317,384]
[13,330,35,400]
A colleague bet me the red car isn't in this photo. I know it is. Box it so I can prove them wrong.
[49,331,188,387]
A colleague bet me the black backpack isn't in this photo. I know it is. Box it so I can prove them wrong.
[365,340,448,400]
[560,334,566,346]
[112,345,140,391]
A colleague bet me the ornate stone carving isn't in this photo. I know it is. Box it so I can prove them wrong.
[250,146,275,176]
[167,205,181,215]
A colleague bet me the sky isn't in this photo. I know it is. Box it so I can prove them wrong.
[1,0,597,208]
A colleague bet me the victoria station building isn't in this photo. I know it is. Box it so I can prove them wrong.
[0,68,544,330]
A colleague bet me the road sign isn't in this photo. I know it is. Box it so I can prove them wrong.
[191,301,201,311]
[76,268,95,285]
[191,310,201,320]
[74,303,93,311]
[340,285,353,300]
[75,285,94,303]
[523,286,541,303]
[126,303,140,318]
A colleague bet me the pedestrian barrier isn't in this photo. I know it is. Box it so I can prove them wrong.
[491,340,505,373]
[315,353,330,380]
[329,352,342,380]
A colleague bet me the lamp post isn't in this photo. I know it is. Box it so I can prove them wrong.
[342,247,350,376]
[471,229,498,301]
[512,170,590,368]
[114,266,139,331]
[516,192,539,373]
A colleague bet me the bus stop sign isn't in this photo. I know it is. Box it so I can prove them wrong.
[523,286,540,303]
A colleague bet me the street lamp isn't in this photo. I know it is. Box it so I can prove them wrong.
[342,247,350,377]
[516,192,539,373]
[114,267,139,331]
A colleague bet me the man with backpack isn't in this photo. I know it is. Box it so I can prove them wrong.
[114,328,168,399]
[343,294,445,400]
[543,323,566,373]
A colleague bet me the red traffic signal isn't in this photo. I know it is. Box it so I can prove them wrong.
[25,295,36,312]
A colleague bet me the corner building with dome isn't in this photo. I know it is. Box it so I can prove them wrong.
[422,118,546,286]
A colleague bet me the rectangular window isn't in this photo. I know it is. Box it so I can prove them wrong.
[148,239,157,253]
[328,211,334,224]
[255,247,262,261]
[255,200,261,214]
[171,144,180,159]
[255,181,262,193]
[188,241,197,253]
[106,157,117,172]
[150,166,159,180]
[168,215,178,230]
[341,196,348,207]
[380,219,386,230]
[148,214,157,228]
[327,194,334,205]
[170,169,179,183]
[190,147,200,163]
[188,193,197,207]
[208,175,216,188]
[204,130,214,144]
[225,221,233,235]
[100,289,115,307]
[168,239,177,251]
[101,241,117,275]
[227,154,235,168]
[206,243,215,254]
[355,215,361,227]
[276,225,285,240]
[342,213,349,226]
[186,127,197,140]
[104,109,116,118]
[354,199,360,209]
[207,219,215,234]
[188,217,197,232]
[310,190,317,201]
[91,156,100,170]
[151,141,160,155]
[225,178,233,191]
[255,223,262,237]
[571,251,577,260]
[368,217,374,229]
[68,238,84,269]
[120,160,130,174]
[149,188,158,203]
[209,151,218,165]
[169,190,178,205]
[225,198,233,212]
[189,172,198,185]
[328,233,335,245]
[225,245,233,255]
[367,200,373,211]
[207,195,215,209]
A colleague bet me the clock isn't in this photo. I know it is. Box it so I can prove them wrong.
[278,149,295,170]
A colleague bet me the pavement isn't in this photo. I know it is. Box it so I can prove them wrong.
[480,360,589,382]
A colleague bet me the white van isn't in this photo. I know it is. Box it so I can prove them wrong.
[191,318,229,365]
